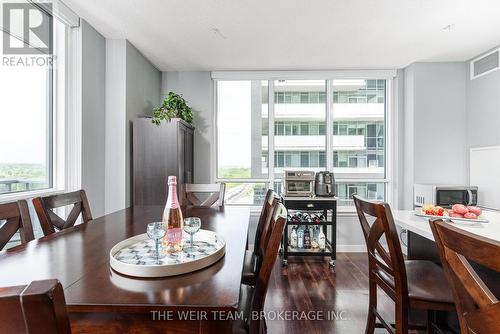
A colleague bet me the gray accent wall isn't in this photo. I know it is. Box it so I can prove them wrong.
[81,20,106,217]
[125,42,162,206]
[402,62,467,209]
[161,71,213,184]
[466,46,500,149]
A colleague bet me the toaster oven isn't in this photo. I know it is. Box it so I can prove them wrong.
[283,171,315,197]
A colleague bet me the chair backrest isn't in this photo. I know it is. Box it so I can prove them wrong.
[253,189,278,254]
[249,203,287,334]
[430,219,500,333]
[253,197,280,279]
[33,189,93,236]
[353,195,408,304]
[182,183,225,208]
[0,200,34,251]
[0,279,71,334]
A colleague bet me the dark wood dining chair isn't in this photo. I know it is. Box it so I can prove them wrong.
[234,203,287,334]
[181,183,225,208]
[0,279,71,334]
[430,219,500,334]
[246,189,277,249]
[353,195,454,334]
[242,190,279,286]
[33,189,93,236]
[0,200,34,251]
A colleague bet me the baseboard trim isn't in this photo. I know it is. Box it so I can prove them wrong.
[336,245,367,253]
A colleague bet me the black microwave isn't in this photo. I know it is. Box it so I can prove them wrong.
[414,184,478,208]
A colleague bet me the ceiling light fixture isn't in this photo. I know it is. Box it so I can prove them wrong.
[442,24,454,31]
[211,28,227,39]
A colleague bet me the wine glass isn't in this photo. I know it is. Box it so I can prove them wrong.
[183,217,201,253]
[147,222,166,264]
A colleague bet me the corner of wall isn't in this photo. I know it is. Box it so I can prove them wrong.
[104,39,127,214]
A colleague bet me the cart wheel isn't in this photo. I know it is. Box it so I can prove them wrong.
[329,260,335,269]
[282,259,288,266]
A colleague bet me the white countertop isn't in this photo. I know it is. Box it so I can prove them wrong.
[393,209,500,242]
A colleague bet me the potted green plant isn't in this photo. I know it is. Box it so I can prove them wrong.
[152,92,193,125]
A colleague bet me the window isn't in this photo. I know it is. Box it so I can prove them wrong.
[335,182,385,207]
[216,81,268,205]
[224,183,268,206]
[273,80,326,178]
[0,3,69,196]
[215,75,391,210]
[0,3,78,249]
[332,80,386,209]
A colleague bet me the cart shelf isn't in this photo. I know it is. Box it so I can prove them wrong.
[280,195,337,269]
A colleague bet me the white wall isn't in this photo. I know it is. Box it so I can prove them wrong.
[402,62,467,209]
[104,39,127,214]
[161,71,213,183]
[81,20,106,217]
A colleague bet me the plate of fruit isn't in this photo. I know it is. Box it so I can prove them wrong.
[415,204,488,223]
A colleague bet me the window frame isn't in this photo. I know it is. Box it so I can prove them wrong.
[212,71,395,211]
[0,15,81,203]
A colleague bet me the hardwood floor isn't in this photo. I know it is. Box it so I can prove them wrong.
[264,253,404,334]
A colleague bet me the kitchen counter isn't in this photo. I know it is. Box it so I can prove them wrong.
[393,209,500,333]
[393,209,500,242]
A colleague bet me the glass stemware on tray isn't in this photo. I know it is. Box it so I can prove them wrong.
[146,222,166,264]
[183,217,201,253]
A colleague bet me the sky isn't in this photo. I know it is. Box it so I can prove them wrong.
[0,32,48,164]
[217,81,252,168]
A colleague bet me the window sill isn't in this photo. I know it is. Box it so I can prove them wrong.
[225,204,359,216]
[0,188,65,204]
[337,210,359,217]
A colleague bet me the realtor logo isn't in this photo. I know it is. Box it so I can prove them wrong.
[2,3,52,55]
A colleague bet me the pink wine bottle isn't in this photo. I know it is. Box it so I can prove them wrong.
[162,176,183,253]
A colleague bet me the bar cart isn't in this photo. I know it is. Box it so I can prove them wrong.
[280,195,337,269]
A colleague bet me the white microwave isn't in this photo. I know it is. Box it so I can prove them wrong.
[414,184,478,208]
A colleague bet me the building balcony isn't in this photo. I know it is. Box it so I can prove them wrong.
[261,103,384,120]
[261,135,366,151]
[333,167,385,179]
[0,179,46,194]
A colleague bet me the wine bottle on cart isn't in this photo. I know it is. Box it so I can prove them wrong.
[297,226,304,249]
[318,228,326,250]
[290,226,298,248]
[304,227,311,249]
[162,176,183,253]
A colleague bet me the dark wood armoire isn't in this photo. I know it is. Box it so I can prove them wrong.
[132,118,194,205]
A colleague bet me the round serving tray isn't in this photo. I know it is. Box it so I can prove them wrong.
[109,229,225,278]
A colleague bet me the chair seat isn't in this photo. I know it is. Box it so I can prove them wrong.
[232,284,254,334]
[241,250,257,286]
[465,303,500,334]
[377,260,454,307]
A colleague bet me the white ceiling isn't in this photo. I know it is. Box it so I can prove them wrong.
[64,0,500,71]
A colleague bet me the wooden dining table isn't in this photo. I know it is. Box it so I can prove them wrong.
[0,205,250,333]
